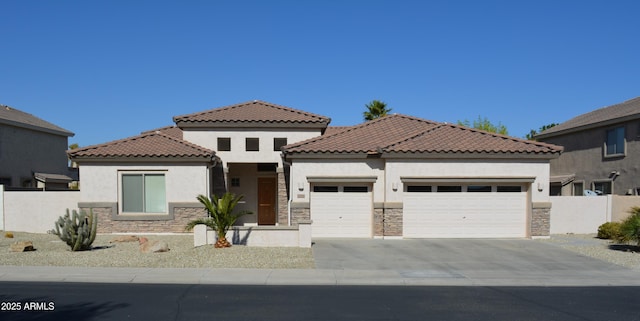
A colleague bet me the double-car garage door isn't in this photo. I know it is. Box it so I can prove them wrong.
[310,182,528,238]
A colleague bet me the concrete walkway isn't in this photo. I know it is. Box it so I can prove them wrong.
[1,239,640,286]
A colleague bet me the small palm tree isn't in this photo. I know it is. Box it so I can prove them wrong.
[185,193,252,248]
[363,100,392,121]
[617,207,640,246]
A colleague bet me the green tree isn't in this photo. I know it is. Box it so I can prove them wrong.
[457,116,508,135]
[526,123,559,140]
[185,193,252,248]
[363,100,392,121]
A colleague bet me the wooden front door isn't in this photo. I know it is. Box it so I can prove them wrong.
[257,177,276,225]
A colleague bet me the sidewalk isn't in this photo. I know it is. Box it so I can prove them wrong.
[2,264,640,286]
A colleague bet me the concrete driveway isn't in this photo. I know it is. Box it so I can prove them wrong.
[312,238,640,286]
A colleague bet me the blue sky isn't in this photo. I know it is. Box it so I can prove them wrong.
[1,0,638,147]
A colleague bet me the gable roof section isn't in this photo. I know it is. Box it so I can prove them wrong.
[0,104,74,137]
[283,114,562,158]
[68,131,213,162]
[536,96,640,139]
[173,100,331,129]
[141,125,183,139]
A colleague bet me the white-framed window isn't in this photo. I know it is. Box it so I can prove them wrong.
[592,180,612,195]
[573,181,584,196]
[605,126,625,157]
[120,172,167,213]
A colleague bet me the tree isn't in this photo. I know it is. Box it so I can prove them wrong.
[185,193,252,248]
[363,100,392,121]
[457,116,508,135]
[526,123,559,140]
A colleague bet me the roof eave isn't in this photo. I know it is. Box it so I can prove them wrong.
[536,113,640,140]
[0,118,75,137]
[70,156,214,164]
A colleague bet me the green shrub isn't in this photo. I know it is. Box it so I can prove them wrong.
[616,207,640,245]
[597,222,622,240]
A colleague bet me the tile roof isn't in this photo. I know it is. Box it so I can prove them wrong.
[537,96,640,138]
[141,125,183,139]
[68,131,213,161]
[173,100,331,128]
[283,114,562,158]
[0,104,74,137]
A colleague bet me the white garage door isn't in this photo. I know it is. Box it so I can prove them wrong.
[310,185,372,238]
[403,185,527,238]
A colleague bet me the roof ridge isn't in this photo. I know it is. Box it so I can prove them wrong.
[173,100,330,123]
[383,123,446,150]
[68,130,212,157]
[445,122,562,150]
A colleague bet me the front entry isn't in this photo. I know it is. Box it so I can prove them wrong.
[257,177,277,225]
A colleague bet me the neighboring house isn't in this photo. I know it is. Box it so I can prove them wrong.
[68,100,562,238]
[536,97,640,196]
[0,104,75,190]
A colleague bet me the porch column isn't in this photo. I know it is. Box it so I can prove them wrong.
[277,167,288,225]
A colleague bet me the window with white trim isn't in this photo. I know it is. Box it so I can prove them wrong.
[121,173,167,213]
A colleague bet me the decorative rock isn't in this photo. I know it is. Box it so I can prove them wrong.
[10,241,34,252]
[109,235,140,243]
[139,238,169,253]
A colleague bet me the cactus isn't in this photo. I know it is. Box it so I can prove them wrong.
[50,209,98,251]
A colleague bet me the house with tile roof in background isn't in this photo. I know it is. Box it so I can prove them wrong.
[0,104,76,190]
[536,97,640,196]
[68,100,562,239]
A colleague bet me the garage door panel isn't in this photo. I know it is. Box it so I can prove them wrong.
[403,190,527,238]
[311,187,372,238]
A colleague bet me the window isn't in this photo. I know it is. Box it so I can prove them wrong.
[121,173,166,213]
[246,138,259,151]
[497,186,522,193]
[407,185,432,192]
[217,138,231,151]
[437,186,462,192]
[605,127,625,156]
[344,186,368,193]
[467,185,491,192]
[313,186,338,192]
[231,178,240,187]
[273,138,288,151]
[573,182,584,196]
[593,181,612,195]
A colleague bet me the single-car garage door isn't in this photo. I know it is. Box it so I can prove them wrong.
[310,184,373,238]
[403,184,527,238]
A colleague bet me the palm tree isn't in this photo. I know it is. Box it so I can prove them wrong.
[185,193,252,248]
[363,100,392,121]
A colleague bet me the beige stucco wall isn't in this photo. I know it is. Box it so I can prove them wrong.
[385,159,551,203]
[79,163,209,205]
[288,158,385,203]
[183,129,322,166]
[611,195,640,222]
[0,124,70,187]
[540,119,640,195]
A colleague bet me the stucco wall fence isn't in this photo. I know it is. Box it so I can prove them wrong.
[550,195,640,234]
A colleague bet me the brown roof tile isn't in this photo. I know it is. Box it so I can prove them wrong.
[68,131,213,161]
[283,114,562,157]
[141,125,183,139]
[173,100,330,128]
[537,96,640,138]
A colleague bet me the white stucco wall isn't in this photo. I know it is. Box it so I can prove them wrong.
[385,159,551,203]
[289,158,552,204]
[184,129,322,166]
[3,190,81,233]
[79,163,208,204]
[289,159,386,202]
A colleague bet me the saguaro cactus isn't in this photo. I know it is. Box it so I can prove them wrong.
[51,209,98,251]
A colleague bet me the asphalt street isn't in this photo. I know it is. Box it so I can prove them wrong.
[1,282,640,321]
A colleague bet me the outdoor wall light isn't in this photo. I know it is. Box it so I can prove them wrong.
[392,182,398,191]
[537,183,544,192]
[298,183,304,191]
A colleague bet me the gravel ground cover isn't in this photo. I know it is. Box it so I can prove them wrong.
[0,232,315,269]
[540,234,640,270]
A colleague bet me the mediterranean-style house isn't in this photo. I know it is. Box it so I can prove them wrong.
[0,104,76,190]
[68,100,562,238]
[536,96,640,196]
